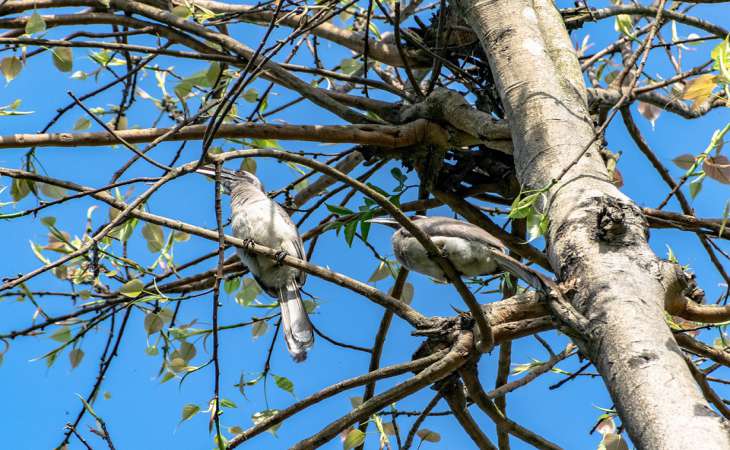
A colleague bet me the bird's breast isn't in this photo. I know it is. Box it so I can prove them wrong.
[231,200,297,248]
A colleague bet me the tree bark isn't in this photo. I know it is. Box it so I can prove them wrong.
[454,0,730,448]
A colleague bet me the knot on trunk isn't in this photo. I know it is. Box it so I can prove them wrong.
[596,202,627,241]
[592,196,649,244]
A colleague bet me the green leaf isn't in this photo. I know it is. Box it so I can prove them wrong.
[173,231,191,242]
[11,177,33,202]
[171,4,192,18]
[142,222,165,252]
[720,200,730,238]
[360,216,372,242]
[252,320,268,339]
[614,14,633,37]
[144,313,164,335]
[1,56,23,83]
[666,245,678,264]
[390,167,407,190]
[119,278,144,298]
[30,240,50,264]
[69,348,84,369]
[340,58,362,76]
[326,204,354,216]
[176,341,196,362]
[416,429,441,443]
[689,174,705,199]
[250,138,280,149]
[174,80,194,99]
[74,117,91,131]
[50,326,71,343]
[45,351,58,367]
[509,192,540,219]
[206,62,222,85]
[672,154,696,170]
[366,182,390,199]
[272,374,294,396]
[711,36,730,76]
[344,220,357,247]
[224,277,241,295]
[145,345,159,356]
[219,398,237,409]
[52,47,73,72]
[600,433,630,450]
[25,12,47,35]
[343,429,366,449]
[368,260,390,283]
[89,49,112,67]
[76,394,100,420]
[240,158,257,174]
[235,278,262,306]
[181,404,201,422]
[526,211,548,242]
[302,299,318,313]
[243,88,258,103]
[40,182,66,199]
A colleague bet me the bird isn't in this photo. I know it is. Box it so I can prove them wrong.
[369,215,527,283]
[197,166,314,362]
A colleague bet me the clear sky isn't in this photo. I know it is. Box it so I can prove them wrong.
[0,1,729,449]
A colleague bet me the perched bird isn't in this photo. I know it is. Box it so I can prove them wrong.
[198,167,314,362]
[369,216,526,282]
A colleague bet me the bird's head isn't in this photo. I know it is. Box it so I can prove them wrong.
[195,166,264,194]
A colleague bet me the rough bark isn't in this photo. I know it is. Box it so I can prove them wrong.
[454,0,730,448]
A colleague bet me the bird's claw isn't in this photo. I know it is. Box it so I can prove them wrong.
[242,238,256,253]
[274,250,288,266]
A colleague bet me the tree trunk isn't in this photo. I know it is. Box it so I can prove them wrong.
[454,0,730,447]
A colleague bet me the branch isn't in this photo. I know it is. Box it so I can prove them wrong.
[588,88,727,120]
[460,366,562,450]
[684,355,730,419]
[564,5,728,37]
[676,333,730,367]
[444,382,498,450]
[355,268,409,448]
[0,119,448,149]
[226,350,448,447]
[211,149,497,351]
[287,332,473,450]
[0,167,431,329]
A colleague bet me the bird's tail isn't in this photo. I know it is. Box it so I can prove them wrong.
[278,280,315,362]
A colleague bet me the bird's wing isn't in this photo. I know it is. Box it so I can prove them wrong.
[417,216,507,252]
[419,217,546,290]
[275,202,308,287]
[235,248,279,298]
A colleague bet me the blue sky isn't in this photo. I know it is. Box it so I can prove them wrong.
[1,1,729,449]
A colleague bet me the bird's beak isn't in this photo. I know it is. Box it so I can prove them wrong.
[365,217,401,228]
[195,166,237,194]
[195,166,217,178]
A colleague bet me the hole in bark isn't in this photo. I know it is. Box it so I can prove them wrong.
[627,351,659,368]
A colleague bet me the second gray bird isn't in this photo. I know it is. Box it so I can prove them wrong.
[370,216,515,281]
[198,167,314,362]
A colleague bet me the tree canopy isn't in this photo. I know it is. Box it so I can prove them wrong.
[1,0,729,449]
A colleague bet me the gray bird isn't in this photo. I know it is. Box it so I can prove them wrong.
[370,216,504,280]
[198,167,314,362]
[370,216,532,284]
